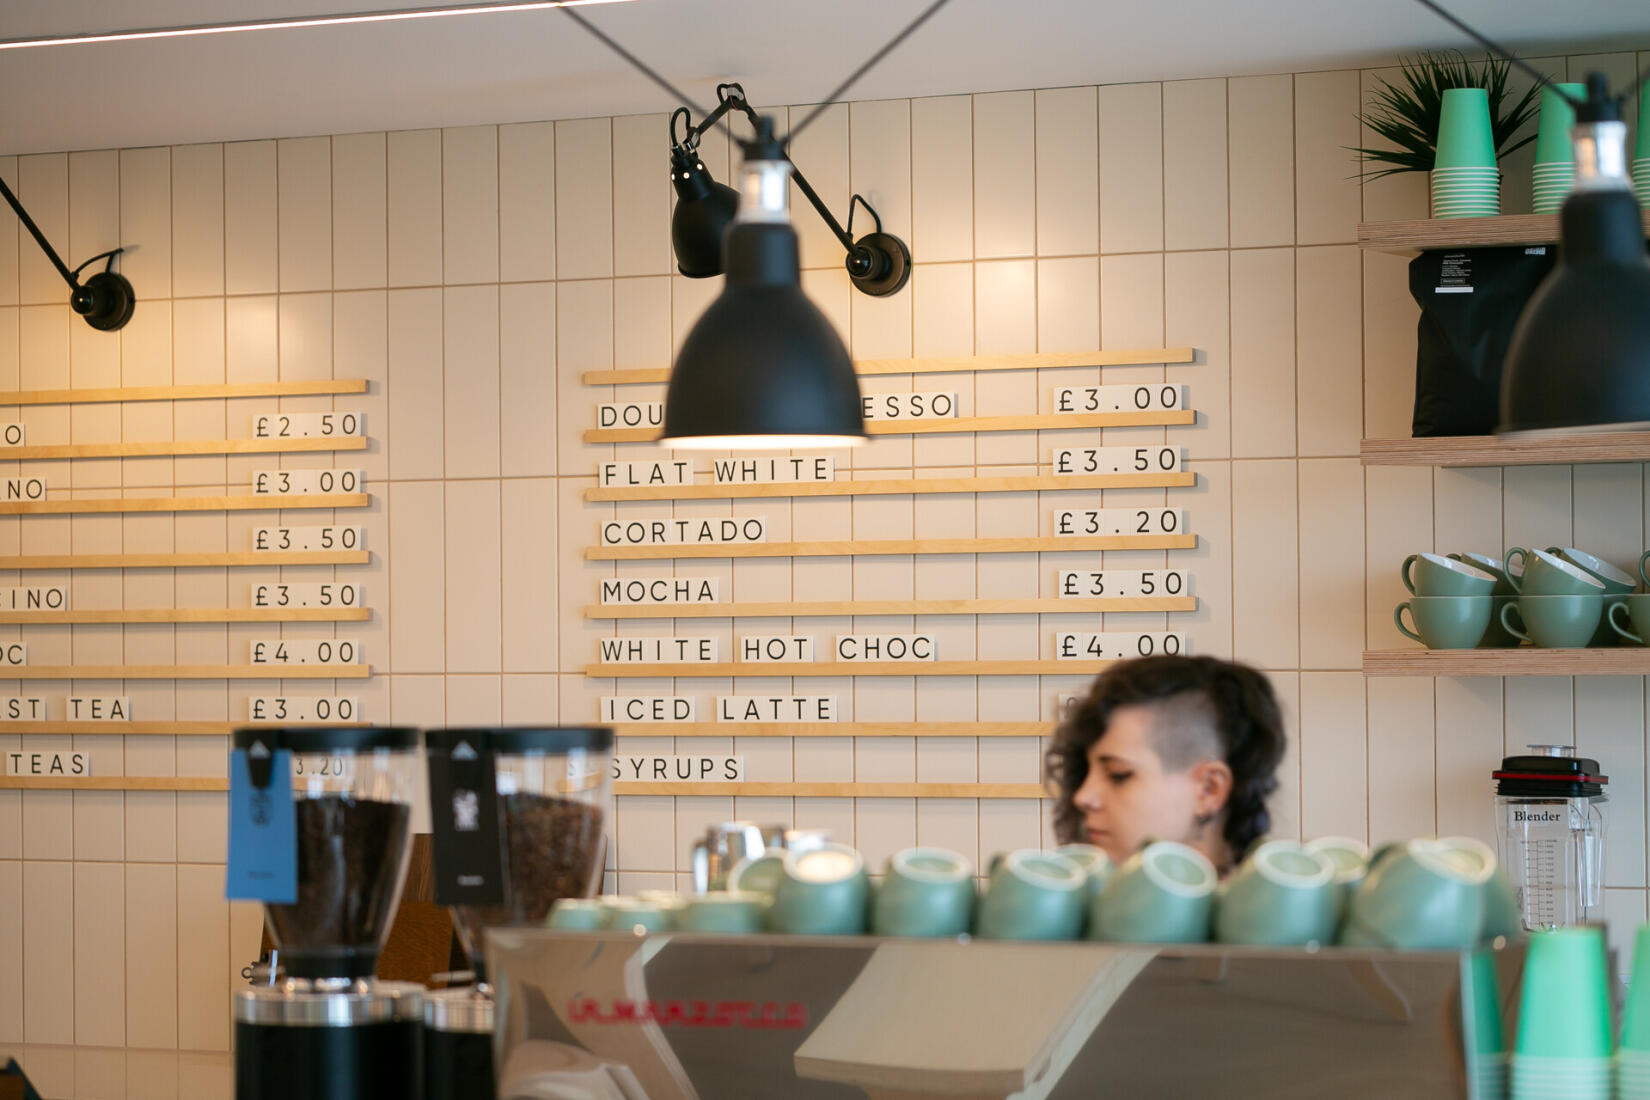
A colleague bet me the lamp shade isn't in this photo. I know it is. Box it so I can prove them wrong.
[1499,110,1650,434]
[670,145,738,278]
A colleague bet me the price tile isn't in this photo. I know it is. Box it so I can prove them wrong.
[1052,446,1183,475]
[252,411,364,438]
[252,469,365,495]
[248,696,361,723]
[252,525,363,552]
[1054,383,1186,413]
[1057,569,1189,598]
[1056,632,1187,660]
[250,639,363,666]
[1054,508,1184,537]
[251,582,363,609]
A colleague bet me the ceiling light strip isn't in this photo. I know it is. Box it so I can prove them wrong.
[0,0,632,50]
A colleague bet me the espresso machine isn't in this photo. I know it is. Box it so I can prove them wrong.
[228,726,423,1100]
[424,726,614,1100]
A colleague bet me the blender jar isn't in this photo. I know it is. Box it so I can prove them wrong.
[426,726,613,978]
[232,725,421,979]
[1493,745,1608,931]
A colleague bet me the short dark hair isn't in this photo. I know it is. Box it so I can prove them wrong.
[1046,655,1287,860]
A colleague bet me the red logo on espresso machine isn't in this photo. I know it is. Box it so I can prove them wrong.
[568,998,808,1030]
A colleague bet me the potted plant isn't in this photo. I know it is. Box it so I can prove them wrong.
[1353,50,1540,180]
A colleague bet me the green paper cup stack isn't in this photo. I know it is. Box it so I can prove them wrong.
[1617,925,1650,1099]
[1463,950,1510,1100]
[1512,927,1614,1100]
[1634,82,1650,210]
[1433,88,1501,218]
[1532,84,1586,215]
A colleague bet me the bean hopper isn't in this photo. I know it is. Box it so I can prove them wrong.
[1493,745,1609,931]
[228,726,422,1100]
[424,726,613,1100]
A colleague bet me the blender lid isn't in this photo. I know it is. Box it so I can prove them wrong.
[232,725,420,753]
[1493,748,1608,797]
[426,726,615,754]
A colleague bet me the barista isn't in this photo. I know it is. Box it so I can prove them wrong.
[1046,655,1287,876]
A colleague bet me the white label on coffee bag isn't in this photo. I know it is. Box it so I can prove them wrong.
[861,392,959,420]
[1057,570,1189,598]
[596,636,719,663]
[599,577,721,605]
[717,696,837,722]
[600,696,697,723]
[612,755,744,782]
[0,697,46,720]
[66,696,129,721]
[835,634,936,662]
[598,460,692,487]
[600,517,766,545]
[1052,445,1183,475]
[1057,632,1186,660]
[710,456,835,483]
[1054,508,1184,537]
[739,636,815,662]
[1054,384,1185,413]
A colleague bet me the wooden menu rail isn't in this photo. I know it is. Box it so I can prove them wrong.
[589,533,1197,560]
[1364,648,1650,676]
[611,722,1052,738]
[586,471,1196,502]
[586,410,1196,444]
[588,659,1116,678]
[1361,432,1650,467]
[611,781,1049,798]
[0,492,368,516]
[589,596,1196,619]
[0,776,230,791]
[0,720,365,735]
[0,436,367,460]
[0,379,369,406]
[0,664,371,679]
[0,608,371,624]
[0,550,369,569]
[582,347,1197,385]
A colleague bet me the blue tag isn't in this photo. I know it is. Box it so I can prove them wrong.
[226,745,297,903]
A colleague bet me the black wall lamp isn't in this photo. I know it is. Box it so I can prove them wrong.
[0,176,134,331]
[670,82,911,298]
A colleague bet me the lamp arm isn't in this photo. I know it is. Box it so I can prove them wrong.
[0,174,79,290]
[785,161,856,252]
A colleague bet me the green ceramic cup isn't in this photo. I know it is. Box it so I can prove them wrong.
[546,898,607,931]
[1534,83,1588,164]
[1306,835,1370,924]
[1501,594,1606,649]
[1054,843,1113,905]
[1479,866,1524,943]
[1608,594,1650,646]
[1214,840,1339,946]
[727,853,787,899]
[1505,547,1608,596]
[677,892,767,934]
[601,897,673,934]
[871,847,976,938]
[1435,88,1497,169]
[1514,926,1613,1059]
[1340,836,1495,950]
[1395,595,1493,649]
[1402,552,1498,596]
[1547,547,1634,645]
[1088,841,1217,944]
[976,850,1087,941]
[1449,552,1521,647]
[1619,924,1650,1052]
[769,843,870,935]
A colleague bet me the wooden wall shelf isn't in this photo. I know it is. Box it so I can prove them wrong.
[586,410,1196,444]
[588,533,1197,561]
[1362,432,1650,467]
[0,550,369,569]
[588,597,1197,619]
[0,436,367,461]
[0,776,230,791]
[610,722,1053,738]
[1358,211,1650,255]
[0,492,368,516]
[0,608,371,624]
[588,659,1118,678]
[587,471,1196,502]
[0,664,371,679]
[1364,648,1650,676]
[582,348,1196,386]
[0,380,368,406]
[609,781,1048,799]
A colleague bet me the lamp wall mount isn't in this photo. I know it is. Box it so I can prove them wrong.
[670,84,911,298]
[0,175,135,331]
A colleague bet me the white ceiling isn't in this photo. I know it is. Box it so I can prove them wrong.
[1,0,1647,156]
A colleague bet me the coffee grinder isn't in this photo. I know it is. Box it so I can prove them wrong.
[228,726,423,1100]
[424,726,614,1100]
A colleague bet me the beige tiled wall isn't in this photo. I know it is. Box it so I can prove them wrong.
[2,49,1650,1075]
